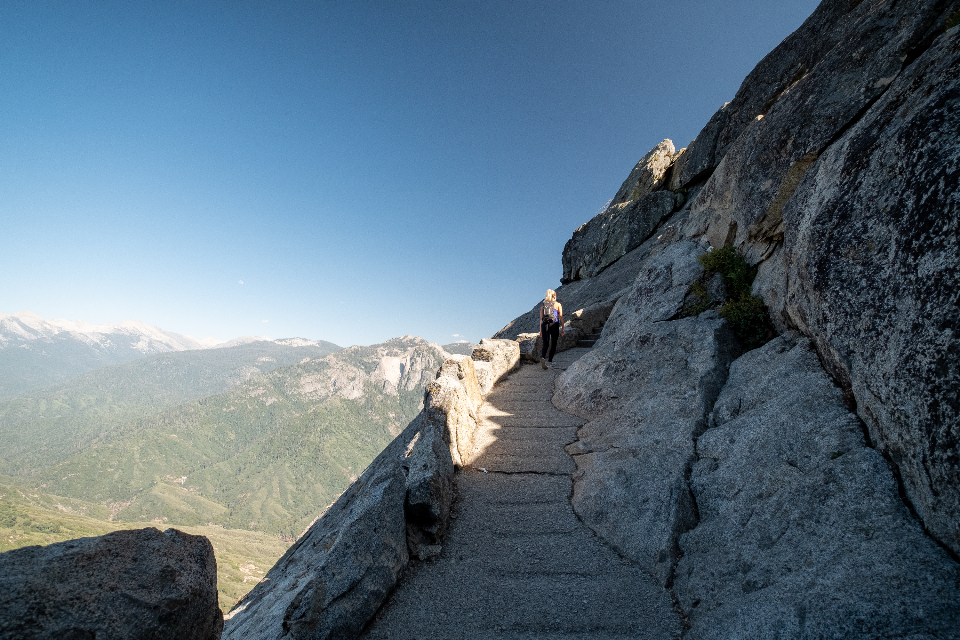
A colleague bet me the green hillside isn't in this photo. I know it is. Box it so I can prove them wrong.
[3,337,445,539]
[0,339,340,475]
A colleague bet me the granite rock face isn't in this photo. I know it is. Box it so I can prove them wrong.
[600,240,706,344]
[555,305,739,585]
[609,139,676,207]
[0,527,222,640]
[562,190,683,284]
[752,26,960,555]
[676,337,960,638]
[671,0,956,193]
[682,0,957,264]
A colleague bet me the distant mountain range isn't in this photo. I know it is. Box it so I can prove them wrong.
[0,311,465,606]
[0,310,337,401]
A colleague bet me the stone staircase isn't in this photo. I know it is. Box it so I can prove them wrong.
[575,320,605,348]
[576,332,602,348]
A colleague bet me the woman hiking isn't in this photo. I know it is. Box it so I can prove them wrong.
[540,289,564,369]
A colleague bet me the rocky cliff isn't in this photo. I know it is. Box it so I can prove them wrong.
[226,6,960,626]
[503,0,960,559]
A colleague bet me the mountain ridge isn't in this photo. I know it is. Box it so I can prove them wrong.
[0,310,338,401]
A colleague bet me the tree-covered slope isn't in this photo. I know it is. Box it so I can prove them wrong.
[0,339,340,475]
[5,336,448,538]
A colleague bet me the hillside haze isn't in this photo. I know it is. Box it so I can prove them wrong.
[2,335,451,538]
[0,338,341,476]
[0,310,284,401]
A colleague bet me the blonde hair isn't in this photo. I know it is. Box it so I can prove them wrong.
[544,289,557,302]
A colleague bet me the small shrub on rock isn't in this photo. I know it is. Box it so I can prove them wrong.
[695,245,775,351]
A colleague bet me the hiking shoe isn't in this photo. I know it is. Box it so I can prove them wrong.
[541,357,547,370]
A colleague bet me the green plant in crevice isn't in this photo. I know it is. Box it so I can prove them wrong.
[698,245,757,296]
[696,245,775,351]
[679,280,713,318]
[945,7,960,30]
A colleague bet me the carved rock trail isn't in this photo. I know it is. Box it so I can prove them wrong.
[362,348,681,639]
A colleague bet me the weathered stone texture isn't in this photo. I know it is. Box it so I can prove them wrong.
[555,314,739,585]
[672,0,957,192]
[0,527,222,640]
[601,240,706,344]
[609,139,676,207]
[676,337,960,638]
[755,26,960,555]
[437,355,482,413]
[428,366,481,469]
[562,190,682,283]
[470,338,520,394]
[682,0,957,264]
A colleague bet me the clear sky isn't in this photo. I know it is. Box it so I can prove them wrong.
[1,0,819,348]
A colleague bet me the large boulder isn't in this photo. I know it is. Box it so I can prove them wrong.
[609,139,677,207]
[436,356,482,414]
[0,527,222,640]
[676,337,960,638]
[555,314,740,585]
[681,0,957,264]
[754,26,960,555]
[428,363,481,468]
[566,298,618,336]
[562,190,683,283]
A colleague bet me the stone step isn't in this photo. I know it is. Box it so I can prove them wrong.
[471,427,578,474]
[478,414,584,428]
[479,406,575,421]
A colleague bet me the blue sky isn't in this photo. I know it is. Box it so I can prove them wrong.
[1,0,819,347]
